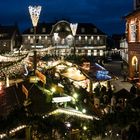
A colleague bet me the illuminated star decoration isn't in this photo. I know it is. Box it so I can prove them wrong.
[28,6,42,27]
[70,23,78,36]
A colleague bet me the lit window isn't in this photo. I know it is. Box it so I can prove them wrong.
[88,39,92,44]
[130,23,136,42]
[94,50,97,56]
[39,36,41,40]
[28,36,30,40]
[99,50,104,56]
[97,36,100,40]
[94,38,97,45]
[45,36,47,40]
[79,36,81,40]
[30,38,34,44]
[91,36,94,40]
[85,36,88,40]
[87,50,91,56]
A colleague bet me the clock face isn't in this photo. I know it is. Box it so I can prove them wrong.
[130,23,136,42]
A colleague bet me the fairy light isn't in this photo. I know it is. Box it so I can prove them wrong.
[70,23,78,36]
[0,133,7,139]
[48,108,100,120]
[9,125,27,135]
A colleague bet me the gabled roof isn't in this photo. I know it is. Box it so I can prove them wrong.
[23,22,53,34]
[77,23,105,35]
[22,20,106,36]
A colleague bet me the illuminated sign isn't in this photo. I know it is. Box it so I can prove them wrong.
[96,70,111,80]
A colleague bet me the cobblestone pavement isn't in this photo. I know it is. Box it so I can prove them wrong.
[104,61,132,92]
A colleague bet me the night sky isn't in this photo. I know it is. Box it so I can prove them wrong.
[0,0,133,35]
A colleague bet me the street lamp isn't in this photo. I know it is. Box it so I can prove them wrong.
[28,6,41,74]
[70,23,78,56]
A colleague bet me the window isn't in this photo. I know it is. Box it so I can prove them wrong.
[87,50,91,56]
[42,27,46,33]
[93,50,97,56]
[99,37,104,45]
[30,38,34,44]
[45,36,47,40]
[93,28,97,33]
[99,50,104,56]
[88,39,92,45]
[130,23,136,42]
[79,36,81,40]
[85,36,88,40]
[81,28,85,33]
[94,38,97,45]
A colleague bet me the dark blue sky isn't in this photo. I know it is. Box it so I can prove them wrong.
[0,0,133,35]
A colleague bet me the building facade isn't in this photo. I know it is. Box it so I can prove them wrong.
[22,20,107,57]
[120,37,128,63]
[0,25,21,53]
[126,0,140,82]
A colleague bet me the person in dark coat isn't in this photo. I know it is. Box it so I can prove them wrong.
[127,124,138,140]
[130,84,136,96]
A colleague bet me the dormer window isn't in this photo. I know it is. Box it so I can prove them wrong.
[42,27,46,33]
[93,28,97,33]
[81,28,85,33]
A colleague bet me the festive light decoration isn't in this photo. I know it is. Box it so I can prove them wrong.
[0,133,7,139]
[83,126,87,130]
[70,23,78,36]
[52,96,72,103]
[73,93,78,99]
[51,87,56,93]
[82,109,86,114]
[48,108,100,120]
[28,6,42,27]
[0,54,27,62]
[9,125,27,135]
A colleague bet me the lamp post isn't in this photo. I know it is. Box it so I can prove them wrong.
[70,23,78,56]
[28,6,41,74]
